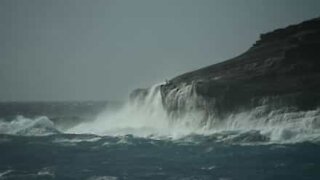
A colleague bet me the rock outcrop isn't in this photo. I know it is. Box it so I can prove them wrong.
[160,17,320,118]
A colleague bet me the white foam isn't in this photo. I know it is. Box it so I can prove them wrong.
[0,170,13,178]
[0,116,60,136]
[87,176,118,180]
[68,83,212,139]
[68,84,172,137]
[67,82,320,143]
[53,137,101,144]
[37,167,55,177]
[215,106,320,143]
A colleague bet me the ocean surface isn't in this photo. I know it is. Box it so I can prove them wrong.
[0,99,320,180]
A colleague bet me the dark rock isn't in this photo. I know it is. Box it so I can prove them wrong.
[160,17,320,117]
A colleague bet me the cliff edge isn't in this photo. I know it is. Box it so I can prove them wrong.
[160,18,320,118]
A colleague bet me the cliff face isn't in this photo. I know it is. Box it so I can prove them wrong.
[160,18,320,118]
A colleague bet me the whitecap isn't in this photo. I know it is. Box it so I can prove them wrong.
[87,176,118,180]
[0,116,60,136]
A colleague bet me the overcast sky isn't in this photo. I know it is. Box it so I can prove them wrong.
[1,0,320,101]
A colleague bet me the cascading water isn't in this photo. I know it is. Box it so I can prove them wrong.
[68,84,215,138]
[68,83,171,137]
[1,83,320,180]
[68,82,320,143]
[68,83,211,138]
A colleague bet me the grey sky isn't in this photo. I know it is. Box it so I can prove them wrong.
[1,0,320,101]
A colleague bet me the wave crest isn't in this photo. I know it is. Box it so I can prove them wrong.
[67,84,320,143]
[0,116,60,136]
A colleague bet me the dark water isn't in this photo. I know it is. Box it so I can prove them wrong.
[1,102,320,180]
[0,134,320,180]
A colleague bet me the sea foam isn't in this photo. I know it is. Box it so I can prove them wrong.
[0,116,60,136]
[68,83,320,143]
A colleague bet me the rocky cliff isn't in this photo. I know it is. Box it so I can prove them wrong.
[160,18,320,118]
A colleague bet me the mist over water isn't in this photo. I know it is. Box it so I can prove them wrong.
[1,84,320,179]
[2,1,320,179]
[64,83,320,144]
[0,82,319,144]
[68,83,172,137]
[67,83,223,139]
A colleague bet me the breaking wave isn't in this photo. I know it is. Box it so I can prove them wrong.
[67,84,173,137]
[1,83,319,144]
[0,116,60,136]
[67,83,320,143]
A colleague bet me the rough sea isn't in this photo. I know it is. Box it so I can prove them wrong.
[1,93,320,180]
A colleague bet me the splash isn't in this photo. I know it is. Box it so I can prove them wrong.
[68,83,218,138]
[68,84,181,138]
[0,116,60,136]
[67,82,320,143]
[214,106,320,143]
[68,83,213,138]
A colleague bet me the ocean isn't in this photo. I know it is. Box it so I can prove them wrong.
[1,89,320,180]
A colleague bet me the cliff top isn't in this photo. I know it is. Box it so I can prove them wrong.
[170,17,320,84]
